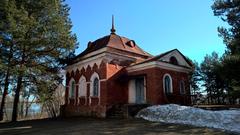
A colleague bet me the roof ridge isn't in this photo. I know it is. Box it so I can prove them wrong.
[107,34,126,49]
[118,35,126,48]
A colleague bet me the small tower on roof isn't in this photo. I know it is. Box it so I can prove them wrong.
[110,15,116,34]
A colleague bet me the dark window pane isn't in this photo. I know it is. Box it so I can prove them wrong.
[170,56,178,65]
[93,78,99,96]
[71,81,75,98]
[164,76,171,94]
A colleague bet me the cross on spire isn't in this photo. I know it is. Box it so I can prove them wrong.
[111,15,116,34]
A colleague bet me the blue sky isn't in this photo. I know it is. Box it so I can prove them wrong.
[65,0,228,63]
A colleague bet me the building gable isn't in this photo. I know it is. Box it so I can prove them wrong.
[127,49,193,73]
[158,49,192,68]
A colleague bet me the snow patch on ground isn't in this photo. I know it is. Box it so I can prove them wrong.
[136,104,240,133]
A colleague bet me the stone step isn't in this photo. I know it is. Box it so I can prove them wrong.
[107,105,126,118]
[107,112,124,118]
[108,116,124,119]
[113,111,124,114]
[114,111,123,113]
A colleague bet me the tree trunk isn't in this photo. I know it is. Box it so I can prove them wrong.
[24,98,29,118]
[0,70,10,121]
[209,90,213,104]
[217,93,220,104]
[11,75,23,122]
[12,36,26,122]
[0,43,13,121]
[25,96,35,118]
[51,101,57,118]
[19,98,24,119]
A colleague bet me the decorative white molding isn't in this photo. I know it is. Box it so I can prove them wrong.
[79,48,107,60]
[105,52,136,62]
[78,75,87,97]
[66,47,138,74]
[159,50,191,68]
[66,54,105,73]
[127,61,155,72]
[127,61,192,73]
[163,73,173,94]
[156,61,192,72]
[100,79,107,82]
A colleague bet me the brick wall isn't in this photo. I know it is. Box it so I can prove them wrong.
[128,67,191,105]
[64,61,108,117]
[106,63,128,105]
[64,61,191,118]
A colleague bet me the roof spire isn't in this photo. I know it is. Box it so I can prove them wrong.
[111,15,116,34]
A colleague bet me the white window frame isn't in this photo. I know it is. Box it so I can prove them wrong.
[69,78,76,99]
[90,72,100,97]
[78,75,87,97]
[179,80,185,94]
[163,73,173,94]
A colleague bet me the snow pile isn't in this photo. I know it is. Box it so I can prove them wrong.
[136,104,240,133]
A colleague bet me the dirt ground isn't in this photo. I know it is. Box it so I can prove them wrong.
[0,117,235,135]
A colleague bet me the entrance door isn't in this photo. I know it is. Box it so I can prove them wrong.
[135,77,145,104]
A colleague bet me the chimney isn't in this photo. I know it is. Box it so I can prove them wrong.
[87,41,92,48]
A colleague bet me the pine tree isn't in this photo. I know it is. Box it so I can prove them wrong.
[212,0,240,55]
[189,61,201,95]
[0,0,77,121]
[200,52,225,104]
[212,0,240,102]
[0,0,18,120]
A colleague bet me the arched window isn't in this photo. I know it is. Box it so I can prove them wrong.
[90,72,100,97]
[93,78,99,96]
[170,56,178,65]
[79,76,87,97]
[163,74,173,94]
[69,79,75,98]
[180,81,185,94]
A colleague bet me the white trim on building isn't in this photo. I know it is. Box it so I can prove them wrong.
[163,73,173,94]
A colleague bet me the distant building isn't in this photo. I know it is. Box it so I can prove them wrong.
[62,17,193,117]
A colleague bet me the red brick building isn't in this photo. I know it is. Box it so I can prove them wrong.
[63,19,193,117]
